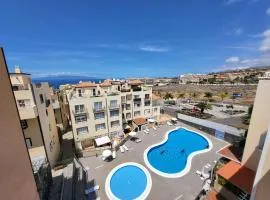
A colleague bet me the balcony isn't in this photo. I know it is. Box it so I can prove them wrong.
[109,104,120,110]
[18,105,38,120]
[52,100,60,109]
[144,99,151,106]
[121,88,131,93]
[73,108,88,115]
[133,98,141,103]
[93,106,106,113]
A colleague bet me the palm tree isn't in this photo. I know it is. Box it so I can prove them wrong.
[178,93,185,99]
[164,92,174,100]
[219,92,228,102]
[195,102,212,114]
[204,92,213,100]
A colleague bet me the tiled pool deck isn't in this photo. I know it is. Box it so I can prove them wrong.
[80,121,228,200]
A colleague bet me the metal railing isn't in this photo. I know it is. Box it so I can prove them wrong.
[93,106,106,112]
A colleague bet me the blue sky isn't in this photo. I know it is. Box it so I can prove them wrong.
[1,0,270,78]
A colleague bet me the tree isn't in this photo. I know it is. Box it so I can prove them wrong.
[219,92,228,101]
[204,92,213,100]
[195,102,212,114]
[178,93,185,99]
[189,92,198,99]
[164,92,174,100]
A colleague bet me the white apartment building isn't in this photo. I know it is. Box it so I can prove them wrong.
[67,79,160,150]
[9,67,60,167]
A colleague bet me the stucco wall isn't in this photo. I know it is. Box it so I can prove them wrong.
[23,118,43,147]
[0,48,39,200]
[242,80,270,171]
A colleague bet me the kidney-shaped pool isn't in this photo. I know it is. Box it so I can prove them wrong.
[144,127,212,178]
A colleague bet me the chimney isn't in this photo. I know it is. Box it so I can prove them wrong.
[14,65,21,73]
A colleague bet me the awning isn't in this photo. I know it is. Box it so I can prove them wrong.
[217,145,241,163]
[148,119,156,123]
[216,161,255,194]
[129,131,137,137]
[102,149,112,158]
[172,117,178,121]
[95,136,111,146]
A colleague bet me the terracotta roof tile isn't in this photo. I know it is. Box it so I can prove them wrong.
[75,82,97,88]
[133,117,147,126]
[129,79,143,85]
[100,80,112,87]
[216,145,241,163]
[216,161,255,194]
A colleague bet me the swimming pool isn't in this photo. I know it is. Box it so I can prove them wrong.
[105,162,152,200]
[144,127,212,178]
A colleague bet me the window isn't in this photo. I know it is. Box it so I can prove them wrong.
[75,115,87,123]
[121,96,126,103]
[134,111,140,116]
[154,108,158,112]
[94,102,103,110]
[145,94,150,99]
[93,88,96,96]
[111,120,120,127]
[126,113,131,119]
[94,112,105,120]
[46,109,48,116]
[134,103,141,108]
[25,138,32,148]
[110,100,118,107]
[144,109,151,115]
[78,89,82,97]
[39,94,44,104]
[126,104,131,110]
[75,104,84,113]
[110,110,119,117]
[17,99,30,107]
[95,123,106,131]
[20,120,28,129]
[134,95,140,99]
[77,127,88,135]
[126,94,132,101]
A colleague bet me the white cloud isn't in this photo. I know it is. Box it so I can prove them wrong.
[266,8,270,16]
[225,0,243,5]
[139,46,169,52]
[259,29,270,52]
[234,28,243,35]
[226,56,240,63]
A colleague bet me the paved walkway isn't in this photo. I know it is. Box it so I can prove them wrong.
[80,121,228,200]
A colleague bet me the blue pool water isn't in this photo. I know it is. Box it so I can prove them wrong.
[110,165,147,199]
[147,128,209,174]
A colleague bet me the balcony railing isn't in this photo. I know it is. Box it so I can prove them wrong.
[144,99,151,106]
[109,104,120,110]
[73,108,88,115]
[121,89,131,93]
[93,106,106,112]
[133,98,141,102]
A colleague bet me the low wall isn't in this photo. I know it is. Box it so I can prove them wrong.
[177,113,245,143]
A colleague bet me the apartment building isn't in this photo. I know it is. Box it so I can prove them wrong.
[213,80,270,200]
[9,66,60,167]
[67,79,160,150]
[0,48,39,200]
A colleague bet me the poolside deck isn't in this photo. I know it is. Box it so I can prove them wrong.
[80,121,228,200]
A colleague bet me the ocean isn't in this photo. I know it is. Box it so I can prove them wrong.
[32,78,105,89]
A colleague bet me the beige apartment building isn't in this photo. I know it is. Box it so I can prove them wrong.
[67,79,160,150]
[214,80,270,200]
[9,67,60,167]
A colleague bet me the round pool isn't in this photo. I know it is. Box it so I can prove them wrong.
[105,162,152,200]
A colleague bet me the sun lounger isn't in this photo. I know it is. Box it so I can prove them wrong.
[135,138,142,143]
[120,146,125,153]
[123,144,129,151]
[112,150,116,159]
[146,128,150,132]
[85,185,100,194]
[196,170,202,176]
[153,126,157,130]
[202,173,210,179]
[143,130,149,134]
[167,121,173,126]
